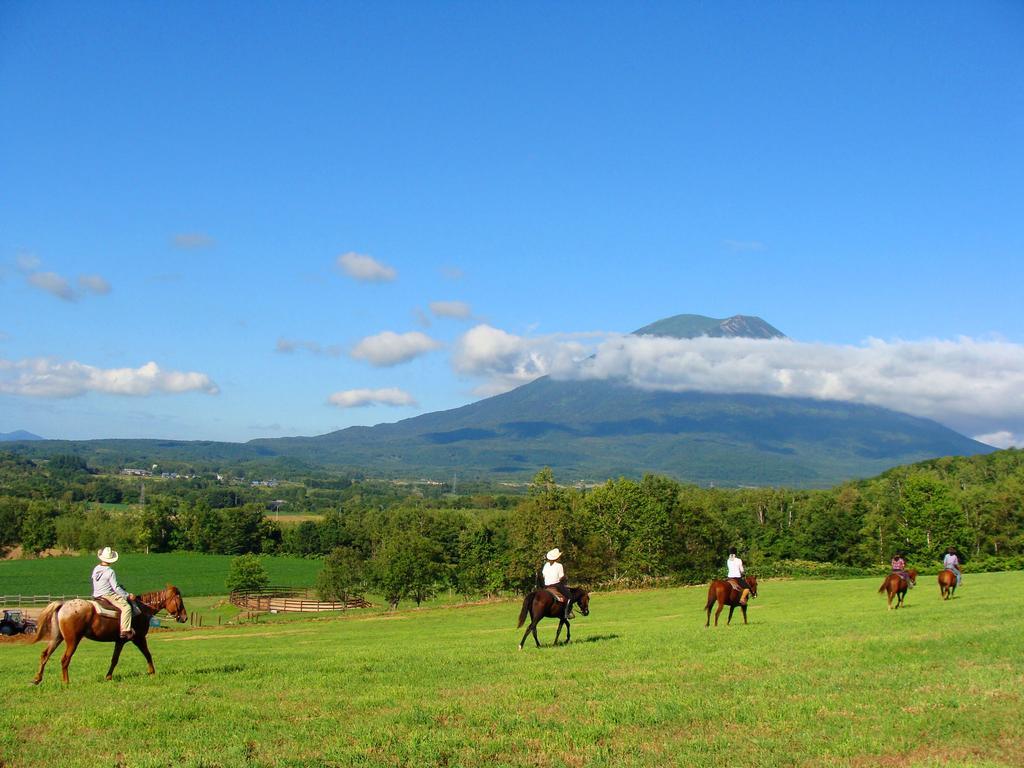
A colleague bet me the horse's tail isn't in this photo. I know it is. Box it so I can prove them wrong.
[32,601,63,643]
[517,592,534,628]
[705,582,718,611]
[878,576,889,594]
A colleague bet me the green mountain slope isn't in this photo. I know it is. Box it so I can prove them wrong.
[252,377,990,487]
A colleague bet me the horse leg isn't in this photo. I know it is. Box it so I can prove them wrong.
[106,641,126,680]
[32,634,63,685]
[565,618,571,644]
[133,635,156,676]
[59,635,81,684]
[705,598,714,628]
[741,604,748,625]
[727,605,736,625]
[554,618,564,645]
[714,601,724,627]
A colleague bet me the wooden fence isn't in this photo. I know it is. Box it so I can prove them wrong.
[229,586,370,613]
[0,594,82,609]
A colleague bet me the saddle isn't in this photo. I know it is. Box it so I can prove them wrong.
[544,587,566,603]
[91,597,142,619]
[727,578,743,592]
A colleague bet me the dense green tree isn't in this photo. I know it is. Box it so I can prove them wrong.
[20,500,58,554]
[316,546,366,601]
[371,530,444,608]
[225,553,270,593]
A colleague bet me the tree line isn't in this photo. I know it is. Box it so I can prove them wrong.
[1,449,1022,606]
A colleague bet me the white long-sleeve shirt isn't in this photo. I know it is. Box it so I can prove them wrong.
[542,561,565,586]
[727,556,745,579]
[91,564,129,598]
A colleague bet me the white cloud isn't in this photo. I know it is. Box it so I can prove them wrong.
[336,252,397,282]
[974,431,1020,449]
[173,233,215,249]
[17,255,111,301]
[451,326,1024,438]
[430,300,472,319]
[78,275,112,295]
[351,331,442,366]
[327,388,417,408]
[275,337,342,357]
[452,324,593,395]
[0,357,219,398]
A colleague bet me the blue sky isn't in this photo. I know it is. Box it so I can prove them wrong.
[2,3,1023,445]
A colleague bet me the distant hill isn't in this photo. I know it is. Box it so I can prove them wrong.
[0,430,43,442]
[1,313,995,487]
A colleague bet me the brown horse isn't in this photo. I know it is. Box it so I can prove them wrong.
[878,569,917,610]
[938,569,959,600]
[704,575,758,627]
[517,586,590,650]
[32,585,188,684]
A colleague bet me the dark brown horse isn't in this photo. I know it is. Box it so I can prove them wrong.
[878,569,917,610]
[938,569,959,600]
[704,575,758,627]
[32,585,188,684]
[517,586,590,650]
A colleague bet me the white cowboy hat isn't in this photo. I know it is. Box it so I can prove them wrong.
[546,548,562,561]
[97,546,119,563]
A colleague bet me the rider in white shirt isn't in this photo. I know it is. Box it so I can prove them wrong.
[942,547,962,588]
[727,549,751,605]
[542,548,574,620]
[91,546,136,640]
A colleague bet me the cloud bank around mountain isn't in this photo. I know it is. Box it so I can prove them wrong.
[452,324,1024,440]
[0,358,219,398]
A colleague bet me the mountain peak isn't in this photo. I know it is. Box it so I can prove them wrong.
[631,314,786,340]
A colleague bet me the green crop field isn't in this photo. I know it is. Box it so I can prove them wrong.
[2,572,1022,768]
[0,553,324,597]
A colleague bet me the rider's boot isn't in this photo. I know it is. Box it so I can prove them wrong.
[565,600,575,620]
[740,588,750,606]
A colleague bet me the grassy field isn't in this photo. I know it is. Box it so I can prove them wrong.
[0,553,324,597]
[1,572,1022,767]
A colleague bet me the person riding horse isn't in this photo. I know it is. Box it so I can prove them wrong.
[541,548,574,620]
[727,548,752,606]
[942,547,962,588]
[91,546,136,640]
[891,552,915,589]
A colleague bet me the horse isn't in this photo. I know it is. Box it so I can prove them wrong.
[32,585,188,685]
[517,586,590,650]
[704,575,758,627]
[878,569,917,610]
[938,569,958,600]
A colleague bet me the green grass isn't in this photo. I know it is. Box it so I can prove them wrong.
[0,552,324,597]
[2,572,1022,767]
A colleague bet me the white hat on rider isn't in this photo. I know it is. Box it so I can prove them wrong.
[546,548,562,561]
[97,546,119,563]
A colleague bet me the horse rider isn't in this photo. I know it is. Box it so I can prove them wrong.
[890,551,915,588]
[942,547,962,588]
[727,548,752,605]
[542,548,574,620]
[92,546,136,640]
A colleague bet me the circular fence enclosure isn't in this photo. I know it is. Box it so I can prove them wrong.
[229,586,371,613]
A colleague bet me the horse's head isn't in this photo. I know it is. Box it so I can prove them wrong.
[906,570,917,586]
[574,589,590,617]
[165,585,188,623]
[747,576,758,598]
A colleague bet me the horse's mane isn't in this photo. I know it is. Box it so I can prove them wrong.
[137,585,178,608]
